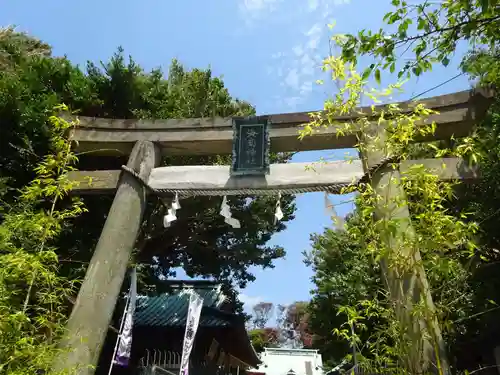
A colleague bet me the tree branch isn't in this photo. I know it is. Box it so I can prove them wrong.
[393,15,500,46]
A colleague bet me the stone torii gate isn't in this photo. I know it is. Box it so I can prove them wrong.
[54,89,492,375]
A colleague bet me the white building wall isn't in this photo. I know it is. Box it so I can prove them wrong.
[251,348,324,375]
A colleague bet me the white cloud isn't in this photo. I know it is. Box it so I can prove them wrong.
[239,0,351,109]
[284,69,300,90]
[284,96,303,108]
[305,23,322,37]
[307,35,321,50]
[239,0,282,20]
[300,54,315,75]
[305,22,323,50]
[292,45,304,56]
[272,22,324,108]
[300,81,313,94]
[265,1,342,109]
[308,0,319,11]
[239,293,264,310]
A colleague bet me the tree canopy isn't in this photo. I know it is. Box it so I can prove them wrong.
[247,301,313,352]
[336,0,500,81]
[305,221,382,367]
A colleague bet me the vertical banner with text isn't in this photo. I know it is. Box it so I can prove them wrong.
[180,291,204,375]
[114,268,137,367]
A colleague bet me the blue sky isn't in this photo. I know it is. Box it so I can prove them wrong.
[0,0,475,316]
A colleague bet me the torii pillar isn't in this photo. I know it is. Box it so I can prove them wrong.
[53,140,160,375]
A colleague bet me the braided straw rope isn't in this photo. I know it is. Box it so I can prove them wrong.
[121,155,400,198]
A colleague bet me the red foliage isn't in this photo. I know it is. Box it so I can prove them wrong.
[286,301,313,348]
[263,327,279,343]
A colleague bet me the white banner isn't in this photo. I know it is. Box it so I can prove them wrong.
[179,291,204,375]
[113,267,137,367]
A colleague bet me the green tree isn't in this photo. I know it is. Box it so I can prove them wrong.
[0,108,85,375]
[0,28,93,197]
[441,96,500,370]
[307,110,500,372]
[307,1,500,370]
[300,46,489,372]
[336,0,500,80]
[306,220,382,367]
[248,328,280,353]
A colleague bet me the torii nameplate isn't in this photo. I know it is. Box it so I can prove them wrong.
[231,116,270,176]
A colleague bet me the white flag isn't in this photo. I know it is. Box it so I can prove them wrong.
[114,268,137,367]
[180,291,204,375]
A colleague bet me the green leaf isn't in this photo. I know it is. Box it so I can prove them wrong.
[480,0,490,13]
[375,69,381,84]
[417,17,427,30]
[362,67,372,80]
[388,13,400,25]
[412,65,422,76]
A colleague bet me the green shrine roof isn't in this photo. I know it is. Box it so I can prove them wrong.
[134,281,233,328]
[132,280,261,367]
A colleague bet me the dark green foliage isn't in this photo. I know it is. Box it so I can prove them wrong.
[0,29,296,312]
[336,0,500,80]
[444,94,500,369]
[0,28,93,196]
[305,218,382,368]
